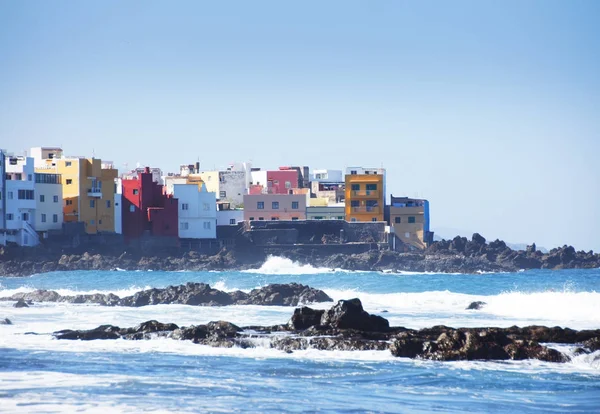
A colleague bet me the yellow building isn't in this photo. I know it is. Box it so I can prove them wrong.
[389,196,431,249]
[344,167,385,222]
[31,148,117,234]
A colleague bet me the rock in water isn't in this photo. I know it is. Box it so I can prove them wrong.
[466,301,486,310]
[0,318,12,325]
[288,307,325,330]
[320,298,390,332]
[13,299,29,308]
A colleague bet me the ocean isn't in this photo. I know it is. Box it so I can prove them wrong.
[1,256,599,413]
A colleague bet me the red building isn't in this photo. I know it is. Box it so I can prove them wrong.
[121,167,178,241]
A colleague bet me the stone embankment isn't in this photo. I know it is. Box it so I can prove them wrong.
[0,233,598,276]
[49,298,600,363]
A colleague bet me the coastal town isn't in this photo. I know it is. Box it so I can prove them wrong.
[0,146,433,251]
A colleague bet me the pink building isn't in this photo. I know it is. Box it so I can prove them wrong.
[250,168,299,195]
[243,194,307,221]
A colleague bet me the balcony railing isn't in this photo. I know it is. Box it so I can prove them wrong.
[351,206,380,214]
[351,190,379,197]
[87,188,102,197]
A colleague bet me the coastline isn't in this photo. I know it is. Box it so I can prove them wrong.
[0,234,598,277]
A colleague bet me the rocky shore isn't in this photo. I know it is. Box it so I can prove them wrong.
[0,233,598,276]
[2,282,332,307]
[48,298,600,363]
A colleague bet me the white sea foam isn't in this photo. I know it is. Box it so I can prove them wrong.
[243,256,335,275]
[0,285,153,298]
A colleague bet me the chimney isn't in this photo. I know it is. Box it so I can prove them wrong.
[195,162,200,173]
[144,166,150,174]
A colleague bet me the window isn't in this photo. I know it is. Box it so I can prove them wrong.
[203,221,211,230]
[66,179,72,185]
[53,214,58,223]
[291,201,299,209]
[229,218,236,225]
[6,213,13,220]
[181,203,189,210]
[99,219,102,225]
[291,217,299,221]
[257,201,264,209]
[350,200,359,207]
[28,174,32,181]
[351,184,360,191]
[180,222,189,230]
[41,214,46,223]
[350,170,357,175]
[15,173,22,180]
[366,184,377,191]
[285,181,291,189]
[372,218,377,222]
[90,219,95,225]
[106,200,111,208]
[40,194,45,202]
[18,190,34,200]
[66,199,73,206]
[22,213,29,221]
[258,217,264,221]
[314,216,324,220]
[351,218,357,222]
[133,189,139,195]
[90,200,95,208]
[203,203,210,211]
[337,216,344,220]
[130,205,135,212]
[408,216,416,223]
[220,191,226,198]
[53,195,59,203]
[366,200,378,207]
[405,232,410,238]
[65,161,72,167]
[249,217,255,221]
[8,191,13,200]
[272,201,279,209]
[271,217,278,221]
[395,217,401,223]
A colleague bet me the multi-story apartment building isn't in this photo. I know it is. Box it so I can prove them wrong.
[388,196,432,249]
[243,193,307,221]
[34,171,63,235]
[250,168,299,195]
[31,147,118,233]
[310,169,345,204]
[0,153,39,246]
[174,183,217,239]
[344,167,385,222]
[121,167,178,241]
[197,162,251,208]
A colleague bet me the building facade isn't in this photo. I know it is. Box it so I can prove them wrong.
[388,196,431,249]
[216,202,244,226]
[344,167,385,222]
[31,147,118,234]
[173,183,217,239]
[121,167,178,241]
[34,172,63,234]
[306,205,345,220]
[250,168,299,195]
[197,163,251,208]
[243,194,307,221]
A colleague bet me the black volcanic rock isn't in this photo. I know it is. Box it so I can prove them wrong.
[466,301,486,310]
[319,299,390,332]
[13,299,29,308]
[1,318,12,325]
[288,307,325,330]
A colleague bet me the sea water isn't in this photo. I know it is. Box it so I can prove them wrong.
[1,257,599,413]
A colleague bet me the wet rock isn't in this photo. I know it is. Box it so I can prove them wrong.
[466,301,486,310]
[288,307,325,330]
[0,318,12,325]
[54,325,122,340]
[13,299,29,308]
[320,299,390,332]
[239,283,332,306]
[581,337,600,352]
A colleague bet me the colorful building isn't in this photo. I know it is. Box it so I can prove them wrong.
[388,196,432,249]
[243,193,307,221]
[31,147,118,234]
[344,167,386,222]
[121,167,178,241]
[250,168,299,195]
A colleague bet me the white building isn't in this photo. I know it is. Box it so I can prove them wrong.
[0,153,39,246]
[311,169,343,183]
[114,178,122,234]
[216,202,244,226]
[34,171,63,235]
[174,183,217,239]
[30,147,64,168]
[198,162,251,208]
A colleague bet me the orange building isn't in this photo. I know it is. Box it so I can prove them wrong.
[344,167,385,222]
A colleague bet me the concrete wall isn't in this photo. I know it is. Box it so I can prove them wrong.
[218,170,246,207]
[243,194,307,221]
[174,183,217,239]
[217,209,244,226]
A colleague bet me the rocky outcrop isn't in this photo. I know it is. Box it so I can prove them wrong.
[466,301,486,310]
[13,299,29,308]
[3,283,333,307]
[0,318,12,325]
[50,298,598,363]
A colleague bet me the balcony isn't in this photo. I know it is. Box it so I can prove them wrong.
[87,188,102,197]
[351,190,379,198]
[351,206,380,214]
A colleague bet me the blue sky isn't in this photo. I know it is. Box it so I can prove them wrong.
[1,0,599,251]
